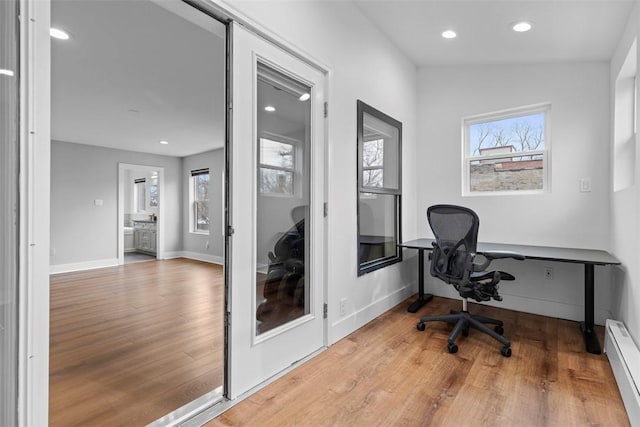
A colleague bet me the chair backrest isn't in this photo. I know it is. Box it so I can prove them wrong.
[427,204,479,285]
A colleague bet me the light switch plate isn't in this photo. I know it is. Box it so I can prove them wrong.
[580,178,592,193]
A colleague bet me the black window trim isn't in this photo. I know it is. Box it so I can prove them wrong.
[356,100,403,276]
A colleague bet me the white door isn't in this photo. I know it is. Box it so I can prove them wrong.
[228,22,326,398]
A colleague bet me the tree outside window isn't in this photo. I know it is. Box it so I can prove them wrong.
[191,169,210,233]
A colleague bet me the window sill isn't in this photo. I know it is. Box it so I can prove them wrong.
[462,189,547,197]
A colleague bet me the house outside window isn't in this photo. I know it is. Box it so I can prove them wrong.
[463,103,551,195]
[191,168,210,233]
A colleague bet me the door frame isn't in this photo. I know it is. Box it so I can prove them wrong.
[117,163,165,263]
[19,0,332,424]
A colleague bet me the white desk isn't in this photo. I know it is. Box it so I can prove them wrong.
[399,238,621,354]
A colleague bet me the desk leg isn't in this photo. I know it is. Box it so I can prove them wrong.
[408,249,433,313]
[579,263,601,354]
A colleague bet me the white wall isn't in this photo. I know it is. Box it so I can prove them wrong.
[182,148,225,263]
[227,0,419,344]
[417,62,613,324]
[50,140,183,270]
[610,3,640,345]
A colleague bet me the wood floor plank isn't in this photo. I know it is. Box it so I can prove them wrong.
[49,258,224,427]
[205,296,629,427]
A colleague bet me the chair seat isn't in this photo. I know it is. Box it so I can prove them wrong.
[470,270,515,282]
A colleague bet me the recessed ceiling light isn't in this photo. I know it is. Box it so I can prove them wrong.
[159,140,169,145]
[0,69,14,77]
[299,93,310,101]
[265,105,276,112]
[50,28,70,40]
[442,30,457,39]
[512,21,533,32]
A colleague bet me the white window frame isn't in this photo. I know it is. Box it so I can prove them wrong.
[190,169,210,235]
[462,103,551,196]
[258,132,300,197]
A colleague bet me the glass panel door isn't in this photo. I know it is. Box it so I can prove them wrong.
[229,21,326,398]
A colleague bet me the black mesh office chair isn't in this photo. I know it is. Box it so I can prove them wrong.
[416,204,524,357]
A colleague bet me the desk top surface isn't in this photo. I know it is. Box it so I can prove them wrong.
[399,238,620,266]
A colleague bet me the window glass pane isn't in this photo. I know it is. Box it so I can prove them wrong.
[259,168,293,194]
[362,111,400,191]
[363,139,384,166]
[136,182,146,212]
[363,169,383,188]
[469,112,545,156]
[469,154,544,192]
[256,62,311,335]
[196,174,209,200]
[358,193,398,265]
[194,173,209,231]
[149,184,158,207]
[260,138,294,169]
[195,200,209,231]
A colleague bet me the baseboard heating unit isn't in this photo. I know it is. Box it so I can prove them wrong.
[604,319,640,426]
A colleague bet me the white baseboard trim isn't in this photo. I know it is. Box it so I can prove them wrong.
[50,258,119,274]
[604,319,640,426]
[329,283,416,345]
[164,251,224,265]
[429,286,611,326]
[257,263,268,275]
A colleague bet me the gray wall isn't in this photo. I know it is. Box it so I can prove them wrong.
[182,148,224,260]
[51,140,183,266]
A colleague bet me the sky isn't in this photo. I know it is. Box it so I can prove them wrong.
[468,112,544,156]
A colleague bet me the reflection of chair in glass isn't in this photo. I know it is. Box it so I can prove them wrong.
[256,207,306,332]
[416,204,524,357]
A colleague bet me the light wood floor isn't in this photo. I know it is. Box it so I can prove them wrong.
[49,258,224,427]
[207,296,630,427]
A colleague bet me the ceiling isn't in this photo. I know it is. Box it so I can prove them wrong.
[354,0,635,66]
[52,1,635,157]
[51,0,226,157]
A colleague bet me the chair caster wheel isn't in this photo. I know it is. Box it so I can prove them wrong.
[416,322,426,331]
[494,325,504,335]
[447,342,458,354]
[501,346,512,357]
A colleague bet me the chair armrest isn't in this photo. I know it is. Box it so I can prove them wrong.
[483,251,526,261]
[472,251,525,271]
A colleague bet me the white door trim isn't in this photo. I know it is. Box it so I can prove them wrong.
[19,0,51,425]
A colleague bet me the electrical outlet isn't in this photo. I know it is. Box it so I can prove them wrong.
[544,267,553,281]
[580,178,592,193]
[205,240,210,249]
[340,298,347,316]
